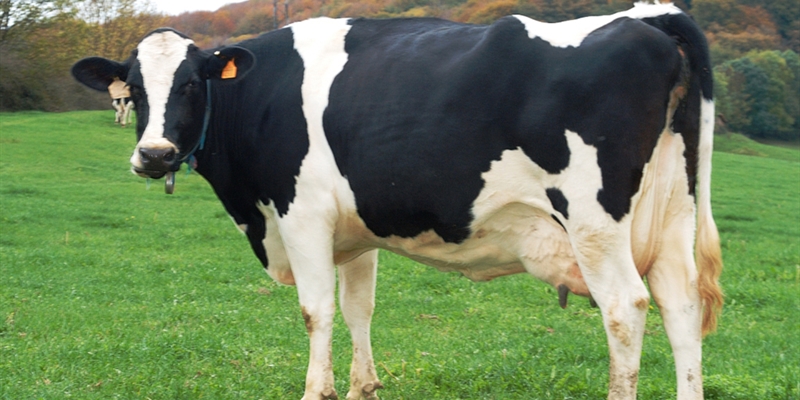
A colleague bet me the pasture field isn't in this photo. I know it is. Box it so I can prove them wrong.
[1,111,798,399]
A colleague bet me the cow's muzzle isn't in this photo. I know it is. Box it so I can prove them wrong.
[134,147,179,178]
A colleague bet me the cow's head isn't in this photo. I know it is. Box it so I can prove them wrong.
[72,29,254,179]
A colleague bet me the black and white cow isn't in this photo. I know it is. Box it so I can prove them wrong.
[72,3,723,399]
[108,78,135,127]
[112,97,135,127]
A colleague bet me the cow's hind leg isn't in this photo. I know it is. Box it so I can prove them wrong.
[571,224,650,400]
[338,250,383,400]
[647,211,704,399]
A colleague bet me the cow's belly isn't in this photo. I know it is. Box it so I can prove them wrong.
[377,227,527,282]
[329,205,586,298]
[370,206,582,292]
[260,203,528,284]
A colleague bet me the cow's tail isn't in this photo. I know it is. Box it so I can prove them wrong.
[647,9,724,335]
[695,89,723,336]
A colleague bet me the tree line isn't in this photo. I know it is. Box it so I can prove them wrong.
[1,0,797,140]
[1,0,167,111]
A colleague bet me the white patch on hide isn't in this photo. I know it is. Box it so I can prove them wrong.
[513,2,681,48]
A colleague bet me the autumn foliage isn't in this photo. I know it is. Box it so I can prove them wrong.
[0,0,798,139]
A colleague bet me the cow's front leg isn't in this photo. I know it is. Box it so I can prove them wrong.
[338,250,382,400]
[112,100,122,124]
[282,230,339,399]
[571,226,650,400]
[296,265,337,399]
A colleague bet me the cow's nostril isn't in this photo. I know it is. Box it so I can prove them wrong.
[139,148,177,171]
[163,149,175,162]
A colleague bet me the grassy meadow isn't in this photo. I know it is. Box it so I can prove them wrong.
[1,111,798,399]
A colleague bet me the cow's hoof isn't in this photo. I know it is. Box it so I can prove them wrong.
[347,381,383,400]
[303,390,338,400]
[321,389,339,400]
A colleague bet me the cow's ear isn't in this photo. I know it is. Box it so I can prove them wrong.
[71,57,129,92]
[205,46,255,81]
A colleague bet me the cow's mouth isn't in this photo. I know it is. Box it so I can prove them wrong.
[132,162,181,180]
[133,167,178,194]
[133,168,168,179]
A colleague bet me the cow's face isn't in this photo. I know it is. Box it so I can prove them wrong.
[72,29,254,179]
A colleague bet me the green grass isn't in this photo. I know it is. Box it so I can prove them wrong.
[714,133,800,163]
[1,111,798,399]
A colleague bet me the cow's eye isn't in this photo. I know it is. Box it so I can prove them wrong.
[182,79,201,95]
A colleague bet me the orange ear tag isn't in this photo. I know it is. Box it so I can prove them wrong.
[221,59,237,79]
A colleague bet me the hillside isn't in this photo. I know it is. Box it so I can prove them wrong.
[163,0,797,56]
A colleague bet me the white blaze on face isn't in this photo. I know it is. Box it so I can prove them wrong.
[130,31,195,168]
